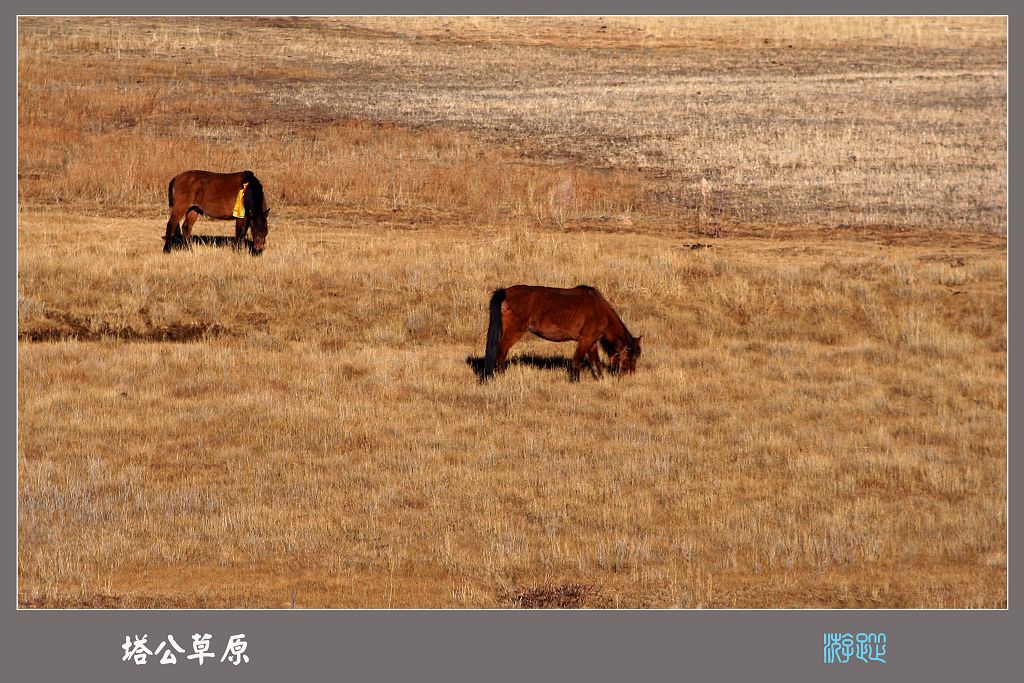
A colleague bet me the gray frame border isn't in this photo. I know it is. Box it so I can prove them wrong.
[6,2,1015,681]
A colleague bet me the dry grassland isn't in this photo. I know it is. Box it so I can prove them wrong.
[18,17,1006,607]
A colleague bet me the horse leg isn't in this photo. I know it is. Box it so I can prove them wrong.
[181,209,200,249]
[570,337,596,382]
[235,217,248,249]
[494,327,526,373]
[587,344,603,380]
[164,207,185,253]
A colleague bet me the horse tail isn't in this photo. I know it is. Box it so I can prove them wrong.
[482,288,506,381]
[167,177,175,207]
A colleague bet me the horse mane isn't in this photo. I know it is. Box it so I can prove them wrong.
[242,170,265,214]
[599,337,618,356]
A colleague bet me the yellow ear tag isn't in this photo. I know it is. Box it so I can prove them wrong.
[232,182,249,219]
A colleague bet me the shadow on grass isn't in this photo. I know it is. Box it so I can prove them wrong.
[165,234,259,254]
[465,353,607,381]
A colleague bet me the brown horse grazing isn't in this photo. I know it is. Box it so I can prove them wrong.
[482,284,642,382]
[164,170,270,254]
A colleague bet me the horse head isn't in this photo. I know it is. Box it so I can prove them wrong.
[613,335,643,375]
[243,176,269,253]
[248,206,269,253]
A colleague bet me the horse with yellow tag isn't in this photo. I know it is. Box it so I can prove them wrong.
[164,170,270,254]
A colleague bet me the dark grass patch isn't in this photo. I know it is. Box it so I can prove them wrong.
[19,593,226,608]
[20,310,226,343]
[499,582,607,609]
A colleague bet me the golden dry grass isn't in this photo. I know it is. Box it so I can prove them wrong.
[19,16,1006,231]
[18,17,1006,608]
